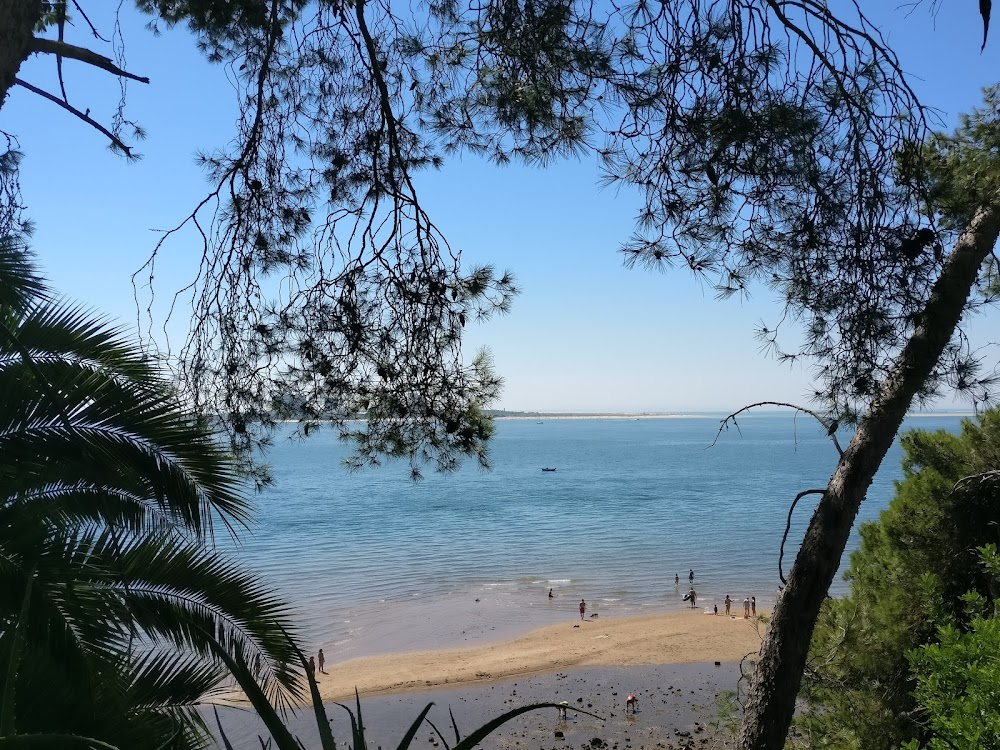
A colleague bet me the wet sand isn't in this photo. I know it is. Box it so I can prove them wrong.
[207,610,765,749]
[209,662,750,750]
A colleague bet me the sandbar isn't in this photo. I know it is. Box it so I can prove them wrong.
[286,609,764,702]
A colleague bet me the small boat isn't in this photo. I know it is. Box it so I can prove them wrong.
[542,467,557,472]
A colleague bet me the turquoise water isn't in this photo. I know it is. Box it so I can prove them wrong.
[219,413,964,661]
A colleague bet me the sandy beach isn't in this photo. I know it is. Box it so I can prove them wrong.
[214,609,765,706]
[208,610,765,749]
[310,609,764,701]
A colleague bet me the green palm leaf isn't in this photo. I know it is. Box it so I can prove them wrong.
[0,244,305,748]
[0,239,47,313]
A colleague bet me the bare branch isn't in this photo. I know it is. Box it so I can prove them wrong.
[710,401,844,457]
[55,1,68,103]
[13,77,136,157]
[71,0,111,42]
[29,37,149,84]
[780,489,826,584]
[953,469,1000,494]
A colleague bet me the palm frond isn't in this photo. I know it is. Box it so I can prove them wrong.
[0,240,47,311]
[0,247,302,749]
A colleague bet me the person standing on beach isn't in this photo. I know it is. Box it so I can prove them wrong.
[307,656,316,676]
[751,596,756,617]
[743,597,750,618]
[688,587,697,608]
[724,595,732,615]
[318,649,326,674]
[579,599,586,619]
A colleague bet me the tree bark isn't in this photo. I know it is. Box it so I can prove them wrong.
[0,0,43,110]
[737,201,1000,750]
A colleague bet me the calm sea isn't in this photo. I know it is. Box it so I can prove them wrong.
[217,413,965,662]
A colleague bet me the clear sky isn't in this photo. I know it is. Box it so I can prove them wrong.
[4,1,999,413]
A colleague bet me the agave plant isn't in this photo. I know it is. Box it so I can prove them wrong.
[0,243,303,749]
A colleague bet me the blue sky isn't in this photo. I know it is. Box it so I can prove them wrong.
[4,1,999,412]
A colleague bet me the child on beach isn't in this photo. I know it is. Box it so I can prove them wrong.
[579,599,586,619]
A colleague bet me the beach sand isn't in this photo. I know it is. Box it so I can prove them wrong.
[208,610,764,749]
[211,663,751,750]
[305,609,764,701]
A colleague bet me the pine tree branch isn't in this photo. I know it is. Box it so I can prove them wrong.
[711,401,844,456]
[29,37,149,84]
[55,1,69,103]
[70,0,110,42]
[13,77,135,157]
[953,469,1000,493]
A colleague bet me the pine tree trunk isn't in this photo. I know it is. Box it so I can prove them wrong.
[737,201,1000,750]
[0,0,43,110]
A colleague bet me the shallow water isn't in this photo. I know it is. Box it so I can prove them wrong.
[217,413,964,661]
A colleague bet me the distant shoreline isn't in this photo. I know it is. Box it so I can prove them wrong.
[492,413,709,420]
[487,410,975,420]
[274,410,975,424]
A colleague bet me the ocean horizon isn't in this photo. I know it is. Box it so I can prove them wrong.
[218,411,967,663]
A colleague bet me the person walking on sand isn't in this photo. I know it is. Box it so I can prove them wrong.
[743,597,750,618]
[579,599,586,620]
[751,596,756,617]
[725,595,732,615]
[318,649,326,674]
